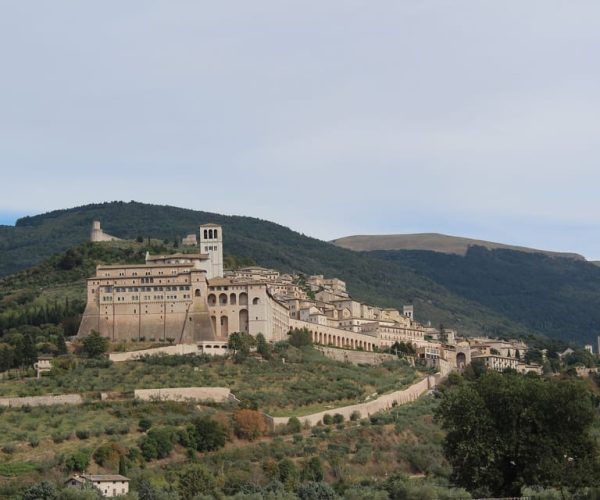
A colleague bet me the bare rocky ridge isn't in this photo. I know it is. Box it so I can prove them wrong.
[331,233,586,261]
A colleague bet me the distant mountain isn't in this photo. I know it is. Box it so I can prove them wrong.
[332,233,586,261]
[1,201,599,345]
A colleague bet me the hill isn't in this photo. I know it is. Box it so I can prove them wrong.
[0,202,532,341]
[331,233,586,260]
[2,201,600,345]
[370,247,600,345]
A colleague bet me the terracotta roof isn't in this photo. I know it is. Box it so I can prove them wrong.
[82,474,130,481]
[146,253,209,261]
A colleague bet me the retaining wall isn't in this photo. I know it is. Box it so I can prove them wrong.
[134,387,234,403]
[317,347,396,365]
[109,344,199,362]
[267,361,454,428]
[0,394,83,408]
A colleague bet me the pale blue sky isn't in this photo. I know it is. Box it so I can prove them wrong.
[1,2,599,257]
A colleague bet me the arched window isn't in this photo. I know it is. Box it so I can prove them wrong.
[208,294,216,306]
[230,293,237,305]
[214,229,218,239]
[195,289,201,297]
[209,229,213,239]
[252,297,260,305]
[204,230,208,239]
[219,293,228,305]
[239,293,248,306]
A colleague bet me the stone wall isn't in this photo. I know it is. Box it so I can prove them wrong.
[267,362,454,429]
[109,344,200,362]
[316,346,396,365]
[0,394,82,408]
[134,387,235,403]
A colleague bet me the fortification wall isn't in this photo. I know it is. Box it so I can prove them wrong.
[317,347,396,365]
[109,344,200,362]
[0,394,82,408]
[134,387,234,403]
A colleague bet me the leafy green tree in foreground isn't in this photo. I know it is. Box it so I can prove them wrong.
[436,371,599,497]
[81,330,109,358]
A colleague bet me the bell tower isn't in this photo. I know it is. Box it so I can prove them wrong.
[199,224,223,278]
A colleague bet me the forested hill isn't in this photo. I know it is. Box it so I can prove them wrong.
[1,201,599,345]
[0,201,531,340]
[370,247,600,345]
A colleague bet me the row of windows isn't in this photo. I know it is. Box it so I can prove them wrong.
[111,286,190,293]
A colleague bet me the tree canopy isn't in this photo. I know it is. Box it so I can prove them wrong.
[436,371,599,497]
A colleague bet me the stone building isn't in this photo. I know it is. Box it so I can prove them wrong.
[65,474,129,497]
[90,221,121,242]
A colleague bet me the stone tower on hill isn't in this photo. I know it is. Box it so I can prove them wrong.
[90,221,121,242]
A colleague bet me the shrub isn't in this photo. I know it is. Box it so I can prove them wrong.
[287,416,302,434]
[1,443,16,454]
[350,410,361,421]
[23,481,57,500]
[322,414,333,425]
[139,427,175,461]
[28,435,40,448]
[333,413,344,424]
[301,456,324,482]
[75,429,90,440]
[178,464,218,499]
[80,330,109,358]
[297,481,336,500]
[233,409,268,441]
[138,417,152,432]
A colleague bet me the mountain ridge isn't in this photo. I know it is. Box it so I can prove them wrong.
[332,233,586,261]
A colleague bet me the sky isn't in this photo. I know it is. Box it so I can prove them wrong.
[1,2,599,257]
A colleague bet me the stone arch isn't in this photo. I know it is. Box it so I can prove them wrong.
[230,293,237,305]
[219,293,228,305]
[239,309,249,333]
[208,294,216,306]
[456,352,467,369]
[252,297,260,305]
[239,293,248,306]
[220,315,229,337]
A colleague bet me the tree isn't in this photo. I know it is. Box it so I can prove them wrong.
[436,371,599,497]
[187,416,228,452]
[55,333,68,355]
[23,481,57,500]
[228,331,256,362]
[233,409,267,441]
[288,328,312,348]
[256,332,271,359]
[297,481,336,500]
[139,427,175,461]
[65,449,90,472]
[81,330,109,358]
[178,464,217,499]
[22,333,38,366]
[524,348,543,365]
[301,456,324,482]
[287,416,302,434]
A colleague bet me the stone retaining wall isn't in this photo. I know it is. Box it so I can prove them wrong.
[134,387,235,403]
[317,347,396,365]
[267,362,454,428]
[0,394,83,408]
[109,344,199,362]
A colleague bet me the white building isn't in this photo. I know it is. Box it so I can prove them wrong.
[65,474,129,497]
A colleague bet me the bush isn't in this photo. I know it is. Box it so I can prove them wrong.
[322,414,333,425]
[23,481,57,500]
[75,429,90,440]
[287,416,302,434]
[80,330,109,358]
[333,413,344,424]
[178,464,218,499]
[233,409,268,441]
[1,443,16,454]
[28,435,40,448]
[297,481,336,500]
[138,417,152,432]
[350,410,361,421]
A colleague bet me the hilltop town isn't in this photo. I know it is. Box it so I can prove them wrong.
[81,221,544,375]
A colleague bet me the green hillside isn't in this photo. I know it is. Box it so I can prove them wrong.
[371,247,600,345]
[0,202,529,340]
